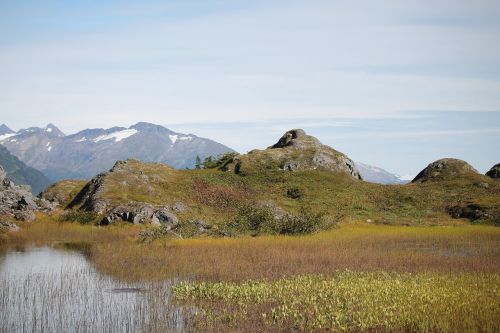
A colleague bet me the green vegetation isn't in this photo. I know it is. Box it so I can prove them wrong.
[40,179,87,207]
[174,271,499,332]
[59,210,98,224]
[82,159,500,231]
[202,152,239,170]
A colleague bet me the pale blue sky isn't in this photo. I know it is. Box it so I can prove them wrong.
[0,1,499,176]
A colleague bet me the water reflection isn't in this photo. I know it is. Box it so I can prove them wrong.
[0,246,193,332]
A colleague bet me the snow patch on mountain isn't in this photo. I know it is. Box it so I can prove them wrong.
[169,134,178,144]
[397,174,414,181]
[0,133,16,141]
[94,129,138,143]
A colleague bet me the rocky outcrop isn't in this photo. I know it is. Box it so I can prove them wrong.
[67,159,181,227]
[224,129,362,179]
[67,159,154,214]
[412,158,478,183]
[486,163,500,179]
[0,165,55,227]
[99,203,179,227]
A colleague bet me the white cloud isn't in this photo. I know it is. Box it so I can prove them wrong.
[1,1,499,131]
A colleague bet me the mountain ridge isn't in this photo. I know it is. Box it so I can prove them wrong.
[0,122,235,181]
[0,145,52,194]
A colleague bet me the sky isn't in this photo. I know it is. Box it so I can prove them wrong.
[0,0,499,176]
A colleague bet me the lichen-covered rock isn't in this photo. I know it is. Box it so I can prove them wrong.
[151,209,178,227]
[412,158,478,182]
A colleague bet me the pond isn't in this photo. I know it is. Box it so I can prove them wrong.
[0,246,194,332]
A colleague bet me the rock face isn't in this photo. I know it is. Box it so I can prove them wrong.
[486,163,500,179]
[0,122,234,181]
[224,129,362,179]
[412,158,478,183]
[0,165,55,227]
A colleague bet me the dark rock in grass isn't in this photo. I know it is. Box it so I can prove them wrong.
[486,163,500,179]
[447,204,488,221]
[193,219,211,232]
[18,195,38,210]
[412,158,478,182]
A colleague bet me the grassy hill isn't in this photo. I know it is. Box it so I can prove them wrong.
[54,157,499,235]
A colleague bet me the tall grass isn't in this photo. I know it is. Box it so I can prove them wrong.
[90,224,500,282]
[0,247,194,333]
[2,219,499,332]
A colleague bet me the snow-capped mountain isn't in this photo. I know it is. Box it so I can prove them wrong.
[0,122,234,181]
[356,162,411,185]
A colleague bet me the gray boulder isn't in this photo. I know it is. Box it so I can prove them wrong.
[151,209,178,228]
[99,203,178,227]
[0,165,52,223]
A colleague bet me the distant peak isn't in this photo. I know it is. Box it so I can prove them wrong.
[131,122,174,133]
[0,124,14,135]
[44,123,65,137]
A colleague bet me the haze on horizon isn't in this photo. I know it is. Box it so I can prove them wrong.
[1,0,499,176]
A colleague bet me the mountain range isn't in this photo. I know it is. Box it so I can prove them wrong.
[0,122,412,187]
[355,162,411,185]
[0,122,234,181]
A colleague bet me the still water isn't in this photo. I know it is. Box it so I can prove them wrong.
[0,246,193,332]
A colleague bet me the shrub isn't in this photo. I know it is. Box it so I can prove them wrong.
[235,204,275,233]
[273,208,322,235]
[193,180,246,210]
[202,152,239,170]
[286,186,303,199]
[59,210,97,225]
